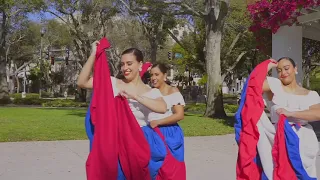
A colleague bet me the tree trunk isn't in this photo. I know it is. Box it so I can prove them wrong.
[204,0,229,118]
[0,60,10,104]
[0,12,10,104]
[304,57,311,88]
[150,37,157,63]
[86,89,92,102]
[75,88,87,102]
[107,48,120,76]
[252,50,257,69]
[10,77,14,94]
[15,75,19,93]
[204,29,226,118]
[305,71,310,88]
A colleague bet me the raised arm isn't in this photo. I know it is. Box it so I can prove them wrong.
[262,79,271,92]
[119,88,167,113]
[289,104,320,121]
[277,92,320,121]
[262,60,278,100]
[135,96,167,113]
[150,104,184,128]
[263,79,273,101]
[149,89,185,128]
[77,41,99,89]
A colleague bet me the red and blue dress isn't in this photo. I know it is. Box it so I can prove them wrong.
[84,38,186,180]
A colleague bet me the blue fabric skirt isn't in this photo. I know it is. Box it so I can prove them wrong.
[158,124,185,162]
[85,107,184,179]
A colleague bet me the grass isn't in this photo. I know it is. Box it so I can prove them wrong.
[181,113,234,136]
[0,107,87,142]
[0,107,235,142]
[185,103,239,114]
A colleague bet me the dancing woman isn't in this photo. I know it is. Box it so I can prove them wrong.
[78,38,185,180]
[149,63,185,163]
[77,41,166,114]
[235,58,320,180]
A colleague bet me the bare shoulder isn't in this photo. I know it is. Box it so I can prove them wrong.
[172,87,180,93]
[299,87,311,95]
[144,85,152,92]
[139,84,153,95]
[169,86,180,94]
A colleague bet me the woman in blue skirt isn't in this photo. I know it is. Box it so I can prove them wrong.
[79,39,185,179]
[148,63,186,165]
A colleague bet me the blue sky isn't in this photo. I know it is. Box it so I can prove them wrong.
[27,12,55,22]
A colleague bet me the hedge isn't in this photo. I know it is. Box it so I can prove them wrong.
[42,99,88,107]
[9,93,88,107]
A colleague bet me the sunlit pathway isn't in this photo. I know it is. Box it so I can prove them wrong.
[1,134,320,180]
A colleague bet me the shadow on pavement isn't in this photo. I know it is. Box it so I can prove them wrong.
[221,113,320,142]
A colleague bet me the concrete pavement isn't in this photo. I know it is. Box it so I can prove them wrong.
[1,135,320,180]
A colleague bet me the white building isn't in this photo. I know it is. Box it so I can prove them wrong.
[222,77,247,94]
[246,3,320,85]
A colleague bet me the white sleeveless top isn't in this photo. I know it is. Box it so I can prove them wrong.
[265,77,320,125]
[148,91,185,121]
[110,77,163,127]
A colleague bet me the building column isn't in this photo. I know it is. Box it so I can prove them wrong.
[272,25,303,85]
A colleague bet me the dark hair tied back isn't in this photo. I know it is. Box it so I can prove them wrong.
[151,63,171,85]
[151,63,169,74]
[121,48,144,62]
[278,57,296,67]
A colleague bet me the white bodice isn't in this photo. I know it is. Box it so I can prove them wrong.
[265,77,320,124]
[110,77,163,126]
[148,91,185,121]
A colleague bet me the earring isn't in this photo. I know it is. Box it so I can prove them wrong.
[295,71,298,75]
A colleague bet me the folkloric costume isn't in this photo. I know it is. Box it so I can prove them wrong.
[235,60,319,180]
[149,91,186,164]
[85,38,186,180]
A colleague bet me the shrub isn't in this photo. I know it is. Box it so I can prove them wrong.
[10,93,89,107]
[184,103,206,113]
[10,93,39,98]
[224,104,239,113]
[42,99,88,107]
[10,93,22,99]
[41,91,52,98]
[223,94,238,98]
[12,93,46,105]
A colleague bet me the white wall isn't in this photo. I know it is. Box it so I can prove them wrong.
[272,25,303,85]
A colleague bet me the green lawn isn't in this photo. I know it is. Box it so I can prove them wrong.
[0,107,234,142]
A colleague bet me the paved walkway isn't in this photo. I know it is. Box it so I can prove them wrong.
[1,135,320,180]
